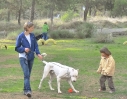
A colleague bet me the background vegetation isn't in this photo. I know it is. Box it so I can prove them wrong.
[0,0,127,99]
[0,0,127,25]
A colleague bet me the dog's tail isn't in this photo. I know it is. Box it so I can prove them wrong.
[41,53,48,64]
[42,60,48,64]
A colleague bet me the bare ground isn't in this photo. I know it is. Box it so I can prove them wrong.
[0,91,62,99]
[0,55,63,99]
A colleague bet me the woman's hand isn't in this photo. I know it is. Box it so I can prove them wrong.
[25,48,30,53]
[38,54,43,60]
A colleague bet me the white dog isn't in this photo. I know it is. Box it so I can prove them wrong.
[38,53,79,93]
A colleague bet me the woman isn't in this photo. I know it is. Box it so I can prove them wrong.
[97,47,115,93]
[15,22,43,97]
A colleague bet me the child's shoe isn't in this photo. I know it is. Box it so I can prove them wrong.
[98,89,106,92]
[109,90,115,93]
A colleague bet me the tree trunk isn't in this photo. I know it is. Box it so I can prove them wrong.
[89,7,92,16]
[93,6,97,16]
[83,7,89,21]
[49,0,55,28]
[18,0,22,25]
[30,0,35,22]
[50,8,54,28]
[18,10,21,25]
[22,11,25,19]
[7,10,10,22]
[83,0,89,21]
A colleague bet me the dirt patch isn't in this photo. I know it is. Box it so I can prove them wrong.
[0,55,17,62]
[0,64,19,68]
[0,91,63,99]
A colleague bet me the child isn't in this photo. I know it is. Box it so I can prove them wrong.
[42,22,49,40]
[97,47,115,93]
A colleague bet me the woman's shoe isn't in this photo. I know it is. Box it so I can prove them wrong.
[24,91,31,97]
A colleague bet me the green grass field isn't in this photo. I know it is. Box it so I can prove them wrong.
[0,36,127,99]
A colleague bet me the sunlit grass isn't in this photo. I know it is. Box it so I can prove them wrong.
[0,37,127,99]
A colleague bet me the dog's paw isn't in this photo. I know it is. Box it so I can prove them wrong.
[74,90,79,93]
[50,88,55,90]
[58,91,62,94]
[38,86,41,89]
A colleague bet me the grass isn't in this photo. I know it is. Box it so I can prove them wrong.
[0,36,127,99]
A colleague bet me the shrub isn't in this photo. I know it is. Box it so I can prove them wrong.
[61,10,79,22]
[49,30,60,39]
[34,28,42,36]
[0,21,22,31]
[93,32,114,43]
[6,29,23,40]
[7,31,19,40]
[76,22,95,38]
[49,29,75,39]
[59,21,83,29]
[61,10,74,22]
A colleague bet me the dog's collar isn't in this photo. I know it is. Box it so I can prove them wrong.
[60,68,71,78]
[67,68,70,77]
[52,63,71,78]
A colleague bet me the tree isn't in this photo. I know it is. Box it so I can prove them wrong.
[1,0,23,24]
[30,0,35,22]
[79,0,115,20]
[18,0,22,25]
[76,0,91,21]
[36,0,75,27]
[0,0,10,21]
[83,0,90,21]
[112,0,127,17]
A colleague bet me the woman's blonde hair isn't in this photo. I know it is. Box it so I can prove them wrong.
[100,47,111,56]
[24,22,34,31]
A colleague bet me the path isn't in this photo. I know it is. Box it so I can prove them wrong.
[97,28,127,33]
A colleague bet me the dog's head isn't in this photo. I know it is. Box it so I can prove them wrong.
[70,69,79,82]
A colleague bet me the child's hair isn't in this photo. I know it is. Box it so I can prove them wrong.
[100,47,111,56]
[44,22,47,24]
[24,22,34,31]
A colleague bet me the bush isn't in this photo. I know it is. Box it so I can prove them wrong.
[7,31,20,40]
[61,11,74,22]
[34,28,42,36]
[6,28,43,40]
[93,32,114,43]
[49,30,60,39]
[49,29,75,39]
[76,22,95,38]
[59,21,83,29]
[0,21,22,31]
[61,10,79,22]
